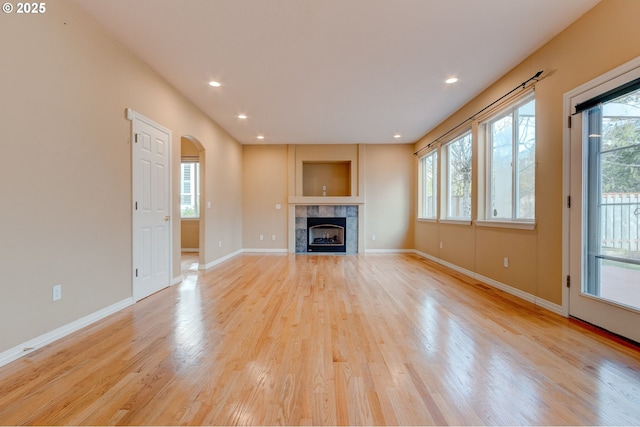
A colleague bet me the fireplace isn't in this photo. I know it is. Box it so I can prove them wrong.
[307,217,346,252]
[294,205,358,253]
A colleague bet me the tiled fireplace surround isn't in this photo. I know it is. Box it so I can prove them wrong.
[294,205,358,253]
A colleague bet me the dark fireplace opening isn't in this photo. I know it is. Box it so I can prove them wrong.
[307,217,346,252]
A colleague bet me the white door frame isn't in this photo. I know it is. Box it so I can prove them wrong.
[562,56,640,335]
[127,108,173,301]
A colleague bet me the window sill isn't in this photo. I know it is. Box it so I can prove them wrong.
[180,217,200,221]
[440,219,472,226]
[475,220,536,230]
[417,217,437,223]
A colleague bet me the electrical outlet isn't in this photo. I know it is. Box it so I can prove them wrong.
[52,284,62,301]
[440,242,443,249]
[271,234,276,241]
[259,235,264,241]
[504,257,509,268]
[371,235,376,241]
[218,241,222,247]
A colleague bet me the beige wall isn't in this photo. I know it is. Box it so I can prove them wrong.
[302,162,351,196]
[0,1,242,352]
[181,220,199,250]
[242,145,288,250]
[413,0,640,305]
[292,145,360,197]
[364,144,414,250]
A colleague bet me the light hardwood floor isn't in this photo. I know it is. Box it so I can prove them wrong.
[1,253,639,425]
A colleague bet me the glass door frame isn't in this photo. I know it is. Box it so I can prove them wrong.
[563,56,640,343]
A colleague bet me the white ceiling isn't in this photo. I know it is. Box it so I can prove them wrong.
[74,0,600,145]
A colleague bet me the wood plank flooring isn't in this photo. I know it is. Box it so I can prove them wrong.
[1,253,640,425]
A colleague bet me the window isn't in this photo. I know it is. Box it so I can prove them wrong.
[485,96,535,221]
[418,150,438,219]
[180,161,200,218]
[444,132,472,220]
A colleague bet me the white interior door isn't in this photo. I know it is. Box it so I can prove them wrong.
[131,112,172,302]
[568,60,640,343]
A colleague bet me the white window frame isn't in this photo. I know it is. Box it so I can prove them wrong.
[477,94,536,230]
[441,131,472,223]
[180,160,200,219]
[418,149,438,220]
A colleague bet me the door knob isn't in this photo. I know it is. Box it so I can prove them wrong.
[164,215,171,221]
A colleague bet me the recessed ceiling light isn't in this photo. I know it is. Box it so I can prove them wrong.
[445,77,459,84]
[394,134,402,139]
[257,135,265,140]
[209,81,221,87]
[238,114,247,119]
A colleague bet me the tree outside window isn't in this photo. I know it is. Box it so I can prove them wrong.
[487,97,535,220]
[446,132,472,219]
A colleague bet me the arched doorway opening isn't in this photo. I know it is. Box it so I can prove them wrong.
[180,136,205,268]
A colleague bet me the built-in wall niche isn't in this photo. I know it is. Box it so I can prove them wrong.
[302,161,351,197]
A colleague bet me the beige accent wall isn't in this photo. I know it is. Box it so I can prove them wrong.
[414,0,640,305]
[302,162,351,196]
[292,145,360,197]
[364,144,415,250]
[242,145,288,250]
[243,143,414,252]
[0,1,242,352]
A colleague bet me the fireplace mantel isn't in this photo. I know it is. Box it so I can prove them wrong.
[287,196,365,205]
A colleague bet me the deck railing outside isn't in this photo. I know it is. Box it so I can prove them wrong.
[601,192,640,256]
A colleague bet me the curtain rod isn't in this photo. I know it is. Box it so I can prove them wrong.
[413,70,543,156]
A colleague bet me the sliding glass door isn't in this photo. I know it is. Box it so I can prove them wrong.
[568,65,640,343]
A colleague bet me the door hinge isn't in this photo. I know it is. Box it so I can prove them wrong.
[568,115,572,128]
[134,133,139,143]
[135,201,138,210]
[566,275,571,288]
[567,195,571,208]
[135,268,138,278]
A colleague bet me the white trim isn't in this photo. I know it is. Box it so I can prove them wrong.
[475,220,536,230]
[171,275,183,286]
[412,250,563,316]
[0,298,133,368]
[199,249,243,270]
[365,249,415,253]
[180,248,199,253]
[287,196,365,205]
[242,248,288,253]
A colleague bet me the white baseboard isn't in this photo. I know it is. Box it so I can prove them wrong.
[412,250,564,316]
[242,248,288,253]
[199,249,243,270]
[180,248,199,253]
[0,298,133,368]
[365,249,415,253]
[171,275,183,286]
